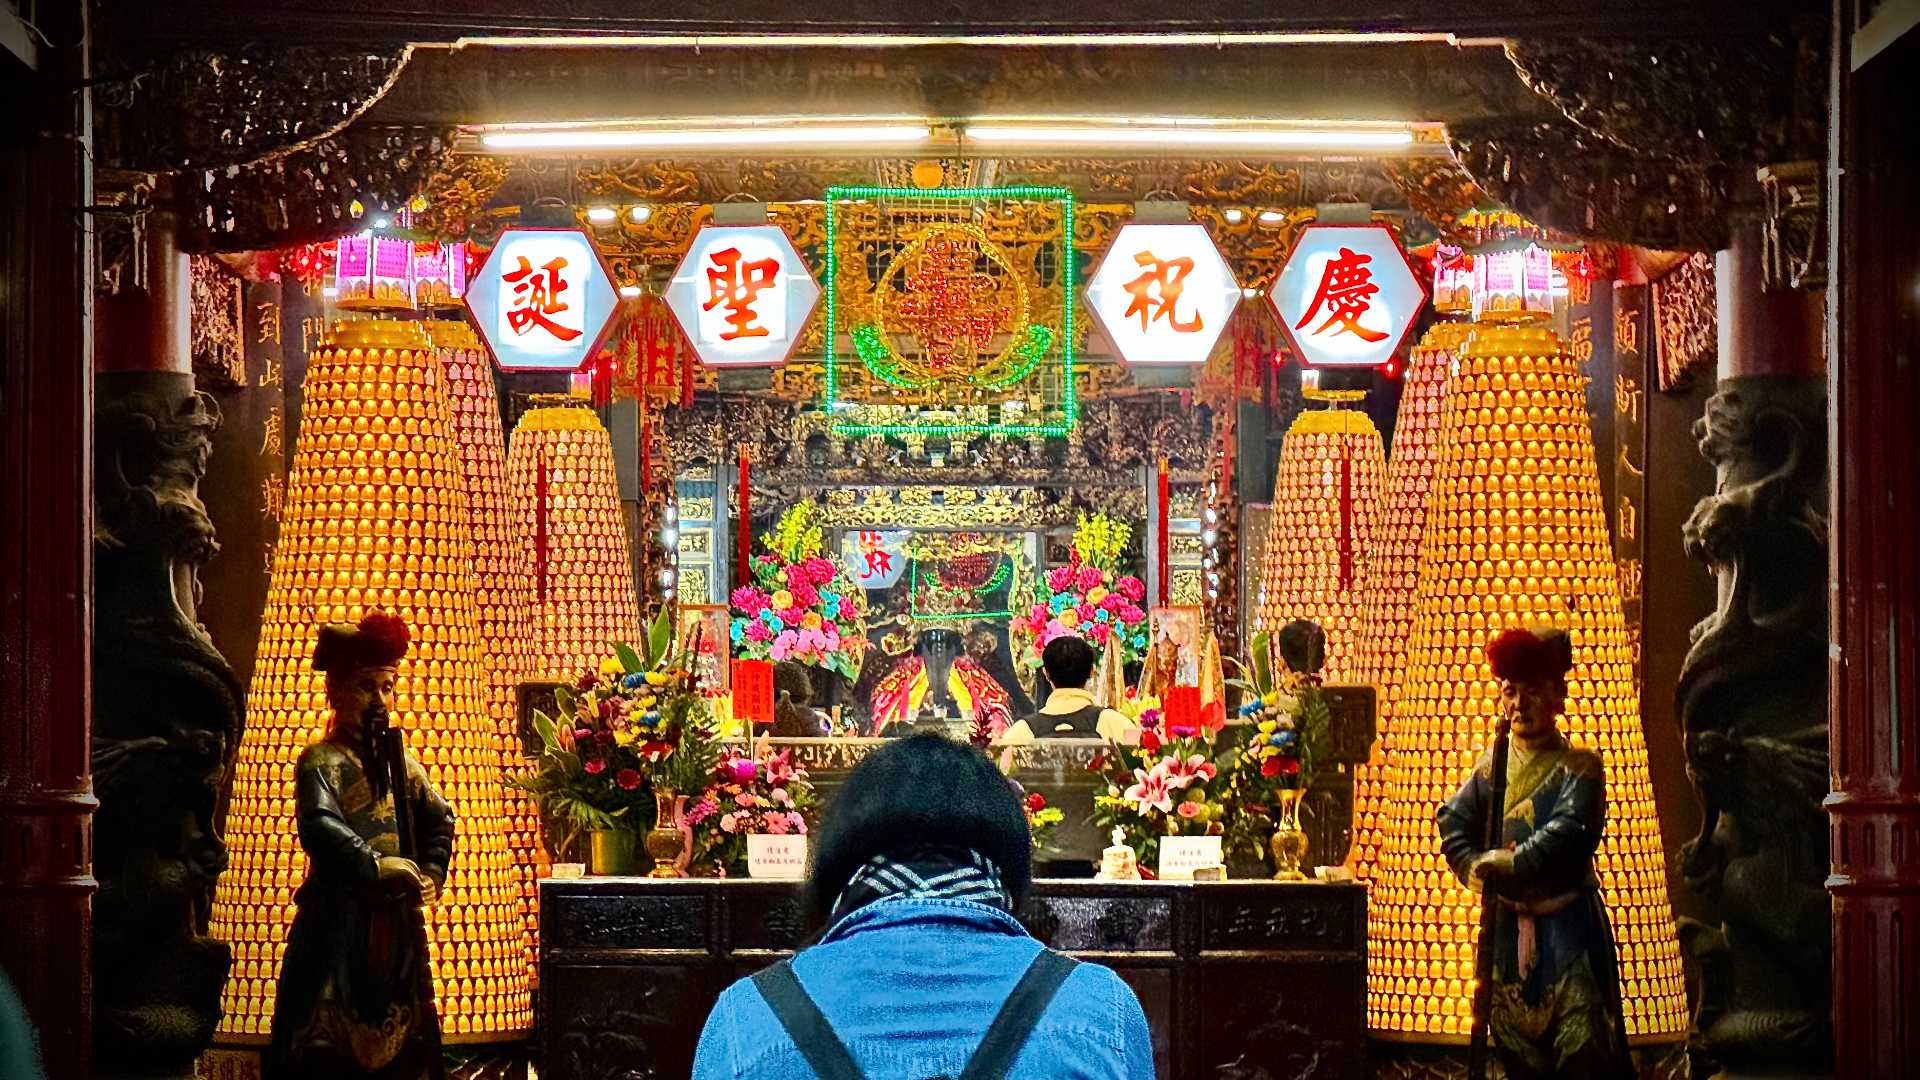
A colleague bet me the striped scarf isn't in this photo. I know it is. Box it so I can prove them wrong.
[829,847,1011,925]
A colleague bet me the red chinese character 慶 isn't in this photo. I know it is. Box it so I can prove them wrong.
[703,246,781,340]
[1294,247,1388,343]
[502,255,583,341]
[1121,252,1203,333]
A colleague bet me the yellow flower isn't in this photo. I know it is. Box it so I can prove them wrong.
[637,694,657,709]
[803,612,823,630]
[1087,587,1109,606]
[1059,609,1080,628]
[613,729,638,747]
[645,671,668,687]
[773,590,794,610]
[1258,720,1277,734]
[1260,691,1280,708]
[599,657,624,677]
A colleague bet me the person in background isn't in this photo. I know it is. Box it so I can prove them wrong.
[691,734,1155,1079]
[1438,626,1634,1080]
[0,969,45,1080]
[770,660,831,737]
[268,612,455,1080]
[1000,636,1138,743]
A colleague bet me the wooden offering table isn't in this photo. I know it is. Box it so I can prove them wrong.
[539,877,1366,1080]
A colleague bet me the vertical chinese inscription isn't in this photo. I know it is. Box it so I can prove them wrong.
[1611,283,1649,684]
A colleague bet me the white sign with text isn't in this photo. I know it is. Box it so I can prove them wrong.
[1156,835,1224,881]
[747,834,809,879]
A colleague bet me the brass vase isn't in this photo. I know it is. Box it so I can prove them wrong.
[645,789,691,878]
[1269,788,1309,881]
[588,828,642,876]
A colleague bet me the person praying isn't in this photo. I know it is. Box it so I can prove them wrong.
[1000,636,1138,744]
[1437,626,1634,1080]
[267,611,456,1080]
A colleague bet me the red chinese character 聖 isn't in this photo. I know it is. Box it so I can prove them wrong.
[1294,247,1388,343]
[703,246,781,340]
[1121,252,1203,333]
[502,255,583,341]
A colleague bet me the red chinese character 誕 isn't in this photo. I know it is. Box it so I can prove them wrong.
[703,246,781,340]
[1294,247,1388,343]
[1121,252,1203,333]
[503,255,583,341]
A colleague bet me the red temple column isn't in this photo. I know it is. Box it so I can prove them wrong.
[0,5,96,1078]
[1830,5,1920,1076]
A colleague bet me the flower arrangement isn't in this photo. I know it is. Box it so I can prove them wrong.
[1088,704,1235,873]
[511,611,719,852]
[1024,791,1065,854]
[1017,512,1150,669]
[1225,631,1332,799]
[731,503,868,678]
[1221,631,1332,861]
[687,745,818,876]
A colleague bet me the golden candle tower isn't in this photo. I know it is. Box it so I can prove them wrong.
[1364,325,1686,1047]
[507,402,643,683]
[210,319,532,1044]
[429,320,543,966]
[1349,322,1468,880]
[1253,388,1386,684]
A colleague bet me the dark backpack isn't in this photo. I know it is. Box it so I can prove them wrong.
[750,949,1079,1080]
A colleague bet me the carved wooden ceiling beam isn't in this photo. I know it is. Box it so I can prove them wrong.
[102,0,1820,48]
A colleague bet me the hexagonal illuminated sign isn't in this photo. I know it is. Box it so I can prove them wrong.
[465,227,622,373]
[664,224,821,368]
[1267,224,1426,367]
[1085,223,1241,366]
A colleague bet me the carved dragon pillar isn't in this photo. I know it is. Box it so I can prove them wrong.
[92,184,245,1079]
[1674,169,1830,1079]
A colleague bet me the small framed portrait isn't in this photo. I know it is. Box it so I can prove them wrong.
[676,604,731,691]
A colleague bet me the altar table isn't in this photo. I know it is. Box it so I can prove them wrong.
[539,877,1366,1080]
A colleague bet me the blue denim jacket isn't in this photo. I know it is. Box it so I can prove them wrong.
[692,896,1156,1079]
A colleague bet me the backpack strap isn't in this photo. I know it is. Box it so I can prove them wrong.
[751,961,867,1080]
[956,950,1081,1080]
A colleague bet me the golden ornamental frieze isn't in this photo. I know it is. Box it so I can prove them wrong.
[821,486,1063,529]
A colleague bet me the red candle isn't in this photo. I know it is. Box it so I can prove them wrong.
[1156,457,1171,607]
[737,444,752,583]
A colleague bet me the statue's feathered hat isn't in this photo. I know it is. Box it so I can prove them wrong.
[1485,626,1573,684]
[312,610,411,672]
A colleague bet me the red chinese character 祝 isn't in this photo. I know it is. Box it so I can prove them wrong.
[1121,252,1203,333]
[1294,247,1388,342]
[703,246,781,340]
[503,255,583,341]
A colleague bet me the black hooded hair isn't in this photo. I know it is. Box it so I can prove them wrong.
[805,734,1032,926]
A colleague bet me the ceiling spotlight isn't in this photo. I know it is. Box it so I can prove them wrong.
[1224,208,1246,224]
[1241,286,1260,299]
[1257,209,1287,225]
[618,284,642,298]
[586,206,618,224]
[629,205,654,223]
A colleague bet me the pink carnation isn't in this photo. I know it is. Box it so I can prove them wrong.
[731,586,770,612]
[1117,575,1147,601]
[789,582,820,609]
[803,557,838,586]
[1046,566,1075,592]
[730,758,759,785]
[745,622,774,643]
[1076,565,1105,591]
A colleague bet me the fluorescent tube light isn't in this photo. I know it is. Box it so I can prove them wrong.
[965,124,1416,149]
[480,124,932,150]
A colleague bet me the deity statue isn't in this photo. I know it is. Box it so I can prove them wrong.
[269,613,455,1080]
[867,622,1016,737]
[1439,627,1633,1080]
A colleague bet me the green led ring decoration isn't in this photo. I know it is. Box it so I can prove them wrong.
[823,185,1078,439]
